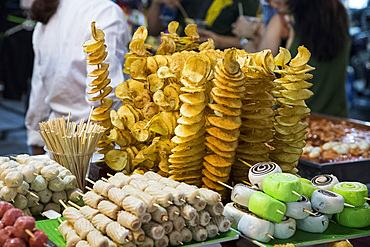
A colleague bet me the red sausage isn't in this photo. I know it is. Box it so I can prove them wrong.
[13,216,36,240]
[4,226,16,237]
[29,229,48,247]
[0,229,10,246]
[3,237,27,247]
[0,202,14,218]
[1,208,24,226]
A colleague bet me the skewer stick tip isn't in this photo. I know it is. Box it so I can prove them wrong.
[167,201,173,205]
[217,181,233,190]
[364,197,370,201]
[85,177,95,184]
[107,173,113,177]
[162,215,168,221]
[276,210,284,215]
[57,217,63,224]
[242,180,253,186]
[85,186,93,191]
[237,158,252,167]
[303,208,316,216]
[265,233,274,239]
[68,200,81,210]
[59,199,68,209]
[344,203,355,208]
[25,229,35,238]
[292,190,301,197]
[101,177,108,182]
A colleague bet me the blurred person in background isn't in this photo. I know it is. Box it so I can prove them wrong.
[146,0,261,50]
[233,0,350,118]
[232,0,289,56]
[25,0,131,155]
[288,0,350,118]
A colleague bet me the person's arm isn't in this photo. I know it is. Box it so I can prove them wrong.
[25,24,51,152]
[198,28,244,49]
[257,14,283,56]
[146,0,180,36]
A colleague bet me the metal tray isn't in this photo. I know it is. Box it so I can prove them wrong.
[297,113,370,183]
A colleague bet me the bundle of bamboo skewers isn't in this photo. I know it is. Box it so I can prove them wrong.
[39,115,106,190]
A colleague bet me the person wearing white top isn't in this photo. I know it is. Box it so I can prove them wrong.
[25,0,131,154]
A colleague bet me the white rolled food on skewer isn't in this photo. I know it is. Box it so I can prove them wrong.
[311,189,345,214]
[222,202,246,229]
[285,195,312,219]
[248,161,282,189]
[311,174,339,191]
[296,212,329,233]
[237,213,275,243]
[274,217,296,239]
[231,183,257,208]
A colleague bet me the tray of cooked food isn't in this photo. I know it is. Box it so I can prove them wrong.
[297,113,370,183]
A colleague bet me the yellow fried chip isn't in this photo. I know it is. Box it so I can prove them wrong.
[290,46,311,67]
[203,161,231,178]
[105,149,128,171]
[179,92,206,105]
[208,104,241,117]
[182,56,208,84]
[180,102,206,117]
[206,127,239,142]
[207,115,241,130]
[174,118,205,138]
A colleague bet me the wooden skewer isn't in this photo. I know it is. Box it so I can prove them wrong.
[107,173,113,177]
[303,208,316,216]
[162,215,168,221]
[76,191,84,197]
[195,196,200,199]
[101,177,108,182]
[180,198,186,202]
[265,233,274,239]
[153,203,160,208]
[237,158,253,167]
[167,201,173,205]
[174,211,179,215]
[85,186,93,191]
[25,229,35,238]
[179,241,184,245]
[85,177,96,184]
[344,203,355,208]
[29,191,39,199]
[59,199,68,209]
[11,199,14,203]
[57,217,63,224]
[276,210,284,215]
[242,180,253,187]
[217,181,233,190]
[33,173,38,176]
[68,200,81,210]
[364,197,370,201]
[292,190,301,197]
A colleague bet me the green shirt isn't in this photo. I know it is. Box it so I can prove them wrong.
[289,35,351,118]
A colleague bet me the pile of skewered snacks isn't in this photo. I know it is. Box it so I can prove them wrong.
[59,171,231,246]
[0,155,81,216]
[0,200,48,246]
[221,162,370,243]
[86,21,314,198]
